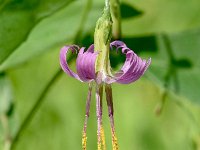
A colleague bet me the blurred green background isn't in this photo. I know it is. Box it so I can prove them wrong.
[1,0,200,149]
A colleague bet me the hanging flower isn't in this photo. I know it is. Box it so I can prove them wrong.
[60,41,151,84]
[60,0,151,149]
[60,40,151,150]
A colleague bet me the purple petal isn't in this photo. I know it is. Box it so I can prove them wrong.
[60,45,97,82]
[87,44,94,52]
[76,46,98,82]
[110,40,126,48]
[117,58,151,84]
[106,40,151,84]
[60,46,81,81]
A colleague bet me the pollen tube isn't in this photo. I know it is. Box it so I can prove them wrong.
[82,83,93,150]
[105,84,119,150]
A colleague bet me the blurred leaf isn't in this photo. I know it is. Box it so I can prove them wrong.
[0,1,87,71]
[0,0,73,67]
[121,2,143,19]
[122,0,200,35]
[147,29,200,104]
[0,73,12,115]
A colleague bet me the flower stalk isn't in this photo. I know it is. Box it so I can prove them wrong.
[95,84,105,150]
[82,83,93,150]
[110,0,121,39]
[105,84,118,150]
[0,114,12,150]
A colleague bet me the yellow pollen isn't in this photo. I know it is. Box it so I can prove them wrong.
[97,130,101,150]
[82,132,87,150]
[112,132,119,150]
[100,126,106,150]
[97,125,107,150]
[98,141,101,150]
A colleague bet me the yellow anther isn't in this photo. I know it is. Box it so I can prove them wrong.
[112,132,119,150]
[97,125,107,150]
[97,129,101,150]
[98,141,101,150]
[100,126,106,150]
[82,132,87,150]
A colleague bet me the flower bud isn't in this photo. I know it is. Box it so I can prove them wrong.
[94,7,113,77]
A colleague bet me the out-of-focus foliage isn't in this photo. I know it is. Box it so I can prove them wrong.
[0,74,12,115]
[0,0,200,150]
[0,0,73,65]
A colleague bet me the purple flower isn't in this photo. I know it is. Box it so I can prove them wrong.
[60,40,151,150]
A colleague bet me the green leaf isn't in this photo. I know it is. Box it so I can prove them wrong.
[144,29,200,104]
[0,0,86,71]
[0,0,103,71]
[166,30,200,103]
[0,0,73,67]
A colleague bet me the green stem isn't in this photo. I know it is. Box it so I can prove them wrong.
[10,69,63,150]
[155,33,179,115]
[0,114,12,150]
[110,0,121,39]
[156,34,200,136]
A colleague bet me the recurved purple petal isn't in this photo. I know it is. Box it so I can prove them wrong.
[60,45,97,82]
[60,45,81,81]
[106,41,151,84]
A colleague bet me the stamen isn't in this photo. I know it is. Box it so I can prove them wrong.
[82,83,93,150]
[112,133,118,150]
[110,117,118,150]
[82,132,87,150]
[100,125,106,150]
[105,84,119,150]
[96,83,105,150]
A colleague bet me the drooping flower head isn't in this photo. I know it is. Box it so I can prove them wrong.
[60,40,151,149]
[60,1,151,150]
[60,41,151,85]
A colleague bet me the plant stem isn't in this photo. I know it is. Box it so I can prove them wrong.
[10,69,63,150]
[95,83,104,150]
[155,33,179,115]
[110,0,121,39]
[0,114,12,150]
